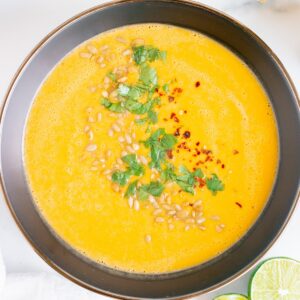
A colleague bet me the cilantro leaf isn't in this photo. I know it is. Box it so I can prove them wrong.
[147,110,158,124]
[112,155,144,187]
[118,84,146,101]
[144,128,177,169]
[161,133,177,149]
[144,128,165,147]
[175,166,204,194]
[135,118,147,125]
[206,174,224,195]
[112,170,131,186]
[137,181,164,200]
[193,168,204,179]
[124,97,159,116]
[124,99,153,115]
[133,46,166,65]
[101,98,125,113]
[140,64,157,86]
[124,180,138,198]
[121,154,144,176]
[161,165,177,182]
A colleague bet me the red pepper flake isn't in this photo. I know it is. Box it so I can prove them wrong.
[163,118,168,122]
[168,96,175,102]
[196,160,204,166]
[166,149,173,159]
[170,112,179,123]
[177,141,191,152]
[174,128,181,137]
[221,164,225,169]
[202,149,212,155]
[155,87,159,92]
[235,202,243,208]
[177,142,185,148]
[233,149,239,155]
[183,131,191,139]
[196,142,200,146]
[195,81,201,88]
[196,177,206,188]
[159,92,164,96]
[216,159,221,164]
[184,110,187,114]
[173,87,183,94]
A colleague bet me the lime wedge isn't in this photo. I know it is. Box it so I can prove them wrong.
[249,257,300,299]
[214,294,248,300]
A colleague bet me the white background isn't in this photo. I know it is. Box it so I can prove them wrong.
[0,0,299,299]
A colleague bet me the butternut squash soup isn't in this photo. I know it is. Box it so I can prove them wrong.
[24,24,278,273]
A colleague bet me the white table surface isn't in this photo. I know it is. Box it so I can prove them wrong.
[0,0,299,299]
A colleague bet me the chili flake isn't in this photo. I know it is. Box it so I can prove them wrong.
[183,131,191,139]
[174,128,181,137]
[168,96,175,102]
[170,112,179,123]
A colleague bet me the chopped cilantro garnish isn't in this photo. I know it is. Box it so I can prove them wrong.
[112,170,131,186]
[161,164,177,182]
[139,64,157,86]
[206,174,224,195]
[124,180,138,198]
[124,98,155,115]
[112,154,144,186]
[121,154,144,176]
[135,118,148,125]
[144,128,177,170]
[133,46,166,65]
[116,70,159,121]
[175,166,204,194]
[147,110,158,124]
[101,98,125,113]
[118,83,146,101]
[137,181,164,200]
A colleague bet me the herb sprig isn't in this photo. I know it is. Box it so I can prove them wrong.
[137,181,164,200]
[143,128,177,170]
[133,45,166,65]
[206,174,224,195]
[112,154,144,186]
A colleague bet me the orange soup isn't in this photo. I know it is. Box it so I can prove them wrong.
[24,24,278,273]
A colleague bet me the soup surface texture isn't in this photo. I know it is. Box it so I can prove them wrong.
[25,24,278,273]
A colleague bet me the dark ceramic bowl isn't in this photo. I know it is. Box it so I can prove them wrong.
[1,0,299,299]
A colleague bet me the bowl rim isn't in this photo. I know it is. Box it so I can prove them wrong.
[0,0,299,299]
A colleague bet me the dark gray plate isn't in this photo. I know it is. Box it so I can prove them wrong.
[1,0,299,299]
